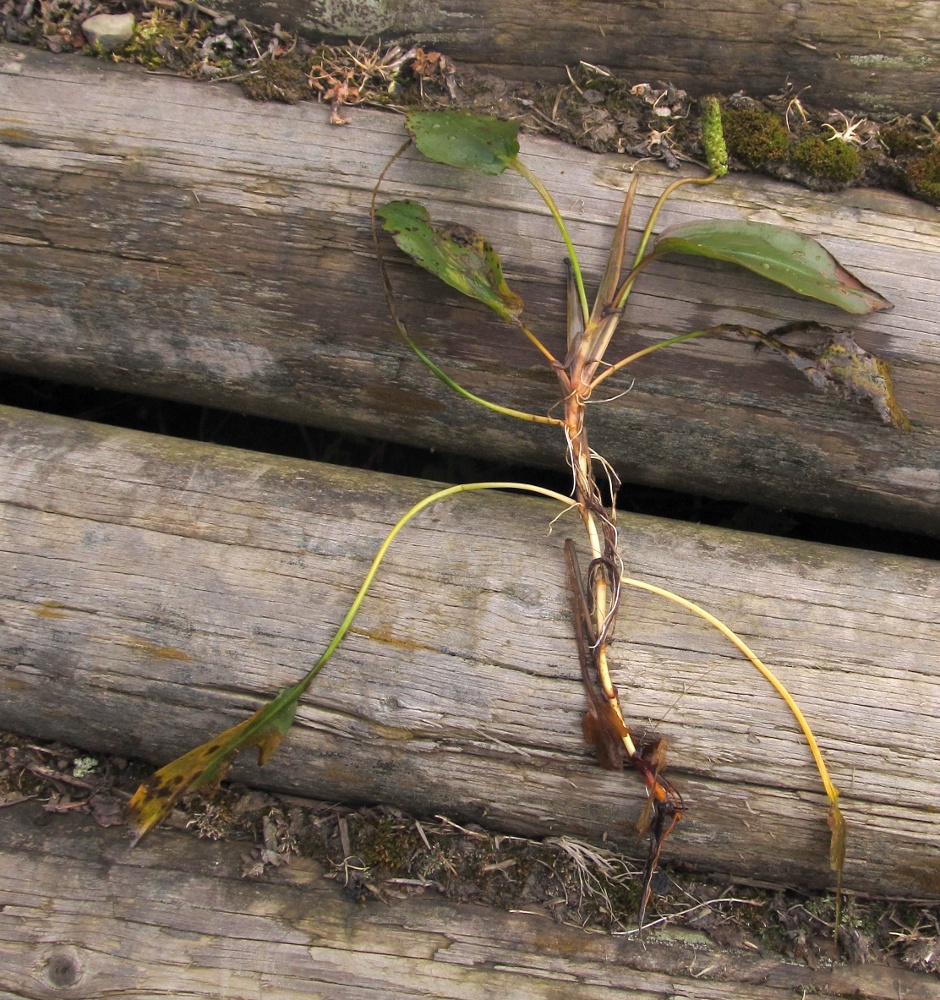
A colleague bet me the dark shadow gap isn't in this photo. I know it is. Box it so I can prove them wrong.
[2,373,937,561]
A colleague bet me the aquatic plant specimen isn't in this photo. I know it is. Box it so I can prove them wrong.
[128,106,906,930]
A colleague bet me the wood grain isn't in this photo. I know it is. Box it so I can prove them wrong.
[1,803,936,1000]
[0,405,937,899]
[1,51,938,535]
[219,0,940,114]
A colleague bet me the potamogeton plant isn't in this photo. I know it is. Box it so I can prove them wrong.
[127,103,906,929]
[370,104,904,925]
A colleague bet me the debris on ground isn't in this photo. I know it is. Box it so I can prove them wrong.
[2,730,938,975]
[1,0,938,204]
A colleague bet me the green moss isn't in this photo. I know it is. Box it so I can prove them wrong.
[721,107,789,169]
[904,149,940,205]
[355,816,421,873]
[879,122,926,157]
[789,136,861,183]
[120,10,203,70]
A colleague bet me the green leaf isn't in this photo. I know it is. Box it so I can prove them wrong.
[405,110,519,175]
[654,220,892,315]
[377,199,523,320]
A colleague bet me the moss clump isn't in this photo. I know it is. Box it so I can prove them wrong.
[789,135,861,183]
[119,10,205,72]
[904,149,940,205]
[878,124,924,156]
[721,107,789,169]
[355,816,421,873]
[878,115,932,156]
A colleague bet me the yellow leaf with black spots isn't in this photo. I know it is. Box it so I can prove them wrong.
[126,684,300,846]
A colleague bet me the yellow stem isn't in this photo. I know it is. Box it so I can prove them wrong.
[621,576,839,805]
[516,320,559,366]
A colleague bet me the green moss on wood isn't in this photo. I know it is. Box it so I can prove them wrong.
[242,59,313,103]
[789,136,861,184]
[879,122,927,157]
[904,149,940,205]
[721,107,789,169]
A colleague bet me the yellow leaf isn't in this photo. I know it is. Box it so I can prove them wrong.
[126,688,299,846]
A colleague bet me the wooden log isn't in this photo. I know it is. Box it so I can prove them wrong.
[222,0,940,114]
[1,50,938,536]
[0,405,937,901]
[1,803,937,1000]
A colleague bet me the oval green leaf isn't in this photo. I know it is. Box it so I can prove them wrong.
[377,199,523,321]
[405,110,520,175]
[654,219,892,315]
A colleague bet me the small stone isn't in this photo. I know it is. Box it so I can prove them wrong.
[81,13,136,53]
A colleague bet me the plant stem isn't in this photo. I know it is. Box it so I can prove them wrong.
[592,323,765,391]
[293,481,580,697]
[560,381,627,744]
[621,572,845,921]
[402,329,564,427]
[371,158,563,427]
[591,326,748,391]
[510,156,590,324]
[613,174,718,311]
[515,319,560,366]
[622,575,840,802]
[631,174,717,270]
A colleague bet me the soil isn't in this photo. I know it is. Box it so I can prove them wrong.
[3,730,938,978]
[2,0,939,205]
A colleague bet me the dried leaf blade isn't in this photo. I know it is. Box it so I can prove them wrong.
[126,686,300,846]
[751,325,911,429]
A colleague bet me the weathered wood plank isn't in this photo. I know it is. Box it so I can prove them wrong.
[0,51,938,535]
[221,0,940,114]
[2,804,936,1000]
[0,405,937,900]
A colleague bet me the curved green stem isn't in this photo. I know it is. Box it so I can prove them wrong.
[403,326,563,427]
[510,156,590,324]
[590,328,719,391]
[613,174,718,311]
[127,480,581,843]
[294,480,579,696]
[631,174,718,270]
[370,148,562,426]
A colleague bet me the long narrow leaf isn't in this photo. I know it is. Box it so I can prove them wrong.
[654,219,892,314]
